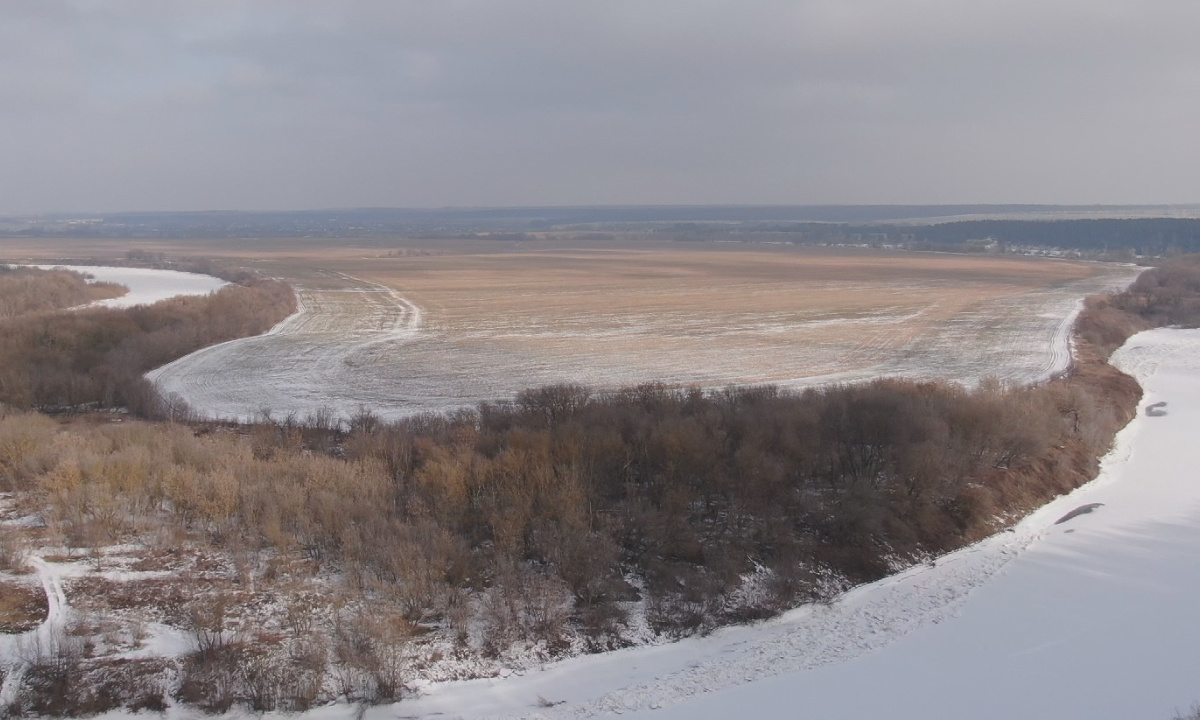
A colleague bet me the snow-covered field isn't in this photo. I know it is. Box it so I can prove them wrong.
[147,265,1139,423]
[30,265,227,308]
[331,326,1200,720]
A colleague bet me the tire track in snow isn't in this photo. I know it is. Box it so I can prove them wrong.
[147,272,424,422]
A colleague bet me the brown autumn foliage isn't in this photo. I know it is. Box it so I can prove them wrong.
[0,265,127,318]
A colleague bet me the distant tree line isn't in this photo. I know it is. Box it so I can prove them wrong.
[7,207,1200,255]
[665,219,1200,256]
[884,218,1200,256]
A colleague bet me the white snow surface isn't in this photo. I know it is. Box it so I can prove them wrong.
[30,264,227,308]
[282,326,1197,720]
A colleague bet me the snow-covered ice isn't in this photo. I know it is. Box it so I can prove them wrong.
[30,265,227,308]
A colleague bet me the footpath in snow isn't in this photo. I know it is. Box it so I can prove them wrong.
[339,327,1200,720]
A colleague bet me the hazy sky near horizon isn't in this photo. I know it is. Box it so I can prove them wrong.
[2,1,1198,212]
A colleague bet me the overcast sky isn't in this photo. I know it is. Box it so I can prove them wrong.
[2,0,1198,212]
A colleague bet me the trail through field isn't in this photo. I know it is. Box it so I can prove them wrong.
[149,272,424,422]
[148,262,1139,422]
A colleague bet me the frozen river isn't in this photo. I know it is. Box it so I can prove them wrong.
[31,264,227,308]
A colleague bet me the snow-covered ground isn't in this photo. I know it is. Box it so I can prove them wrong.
[30,265,227,308]
[146,267,1138,423]
[316,326,1198,720]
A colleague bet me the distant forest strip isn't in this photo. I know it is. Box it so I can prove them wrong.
[0,273,295,416]
[2,257,1199,711]
[7,208,1200,255]
[870,218,1200,256]
[655,218,1200,256]
[420,218,1200,257]
[0,265,127,319]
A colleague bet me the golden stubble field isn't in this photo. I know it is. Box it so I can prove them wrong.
[3,237,1142,420]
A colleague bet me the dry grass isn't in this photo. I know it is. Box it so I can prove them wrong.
[349,246,1109,381]
[0,579,47,632]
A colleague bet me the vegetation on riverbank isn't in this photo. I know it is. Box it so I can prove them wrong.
[0,274,294,416]
[0,265,126,319]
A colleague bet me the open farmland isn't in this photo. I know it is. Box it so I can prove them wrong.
[143,241,1141,421]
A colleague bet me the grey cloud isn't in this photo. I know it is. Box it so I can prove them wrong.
[1,1,1198,211]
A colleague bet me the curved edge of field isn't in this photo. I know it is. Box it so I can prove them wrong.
[145,260,1143,423]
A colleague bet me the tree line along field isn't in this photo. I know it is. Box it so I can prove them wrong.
[134,237,1141,422]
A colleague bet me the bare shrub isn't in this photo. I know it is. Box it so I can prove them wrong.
[0,579,46,632]
[183,591,235,658]
[0,526,30,573]
[576,600,630,651]
[0,411,59,491]
[240,634,328,712]
[480,563,574,653]
[332,605,411,704]
[10,626,89,715]
[175,642,251,713]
